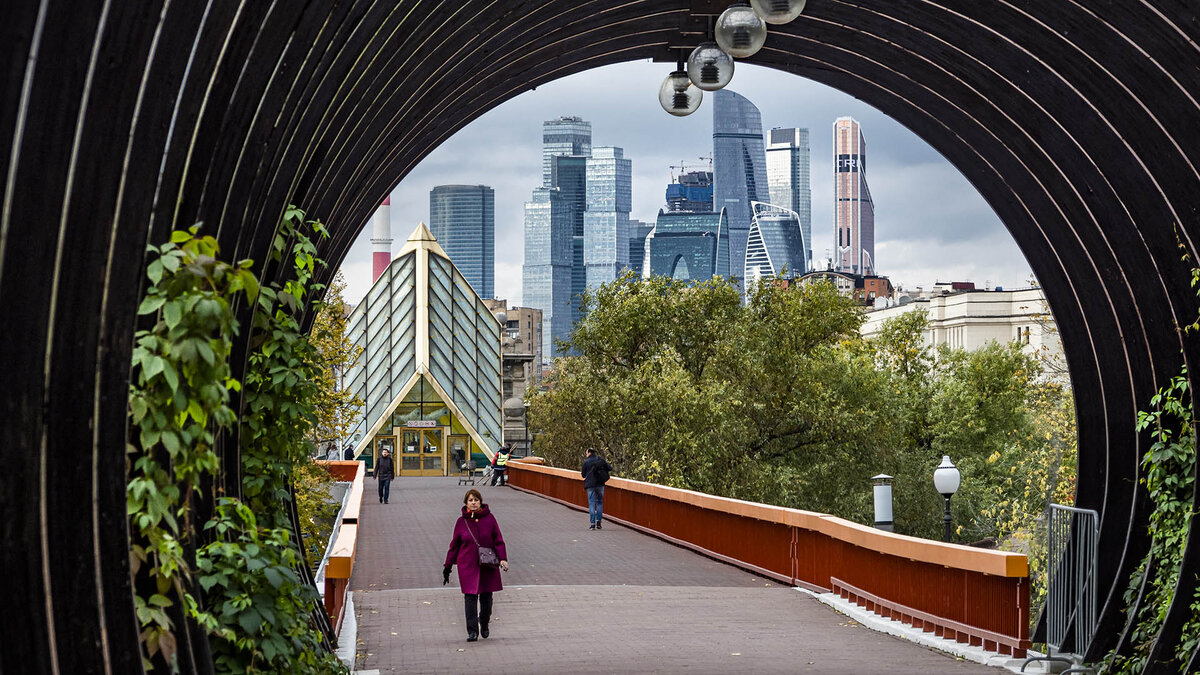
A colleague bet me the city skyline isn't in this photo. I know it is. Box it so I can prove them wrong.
[339,61,1032,307]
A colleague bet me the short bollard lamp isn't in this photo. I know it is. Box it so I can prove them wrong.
[871,474,894,532]
[933,455,961,542]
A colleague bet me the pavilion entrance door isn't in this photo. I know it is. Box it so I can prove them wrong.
[400,427,446,476]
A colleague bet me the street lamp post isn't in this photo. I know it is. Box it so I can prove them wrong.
[523,401,533,457]
[933,455,961,542]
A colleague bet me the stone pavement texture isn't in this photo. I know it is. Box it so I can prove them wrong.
[351,477,1000,674]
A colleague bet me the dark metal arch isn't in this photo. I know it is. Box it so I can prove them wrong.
[1,1,1197,671]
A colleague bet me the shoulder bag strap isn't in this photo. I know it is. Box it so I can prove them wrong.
[464,518,482,547]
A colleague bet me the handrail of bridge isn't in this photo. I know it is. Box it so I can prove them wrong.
[314,460,365,636]
[507,461,1030,657]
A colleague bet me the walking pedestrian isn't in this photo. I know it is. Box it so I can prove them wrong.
[490,443,512,486]
[443,489,509,641]
[375,448,394,504]
[581,447,612,530]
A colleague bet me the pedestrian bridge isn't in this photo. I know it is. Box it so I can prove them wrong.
[345,463,1029,673]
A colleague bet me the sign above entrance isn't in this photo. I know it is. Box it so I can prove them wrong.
[406,420,437,428]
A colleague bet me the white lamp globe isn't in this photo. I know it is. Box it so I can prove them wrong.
[716,3,767,58]
[658,70,703,116]
[933,455,961,496]
[750,0,807,25]
[687,42,735,91]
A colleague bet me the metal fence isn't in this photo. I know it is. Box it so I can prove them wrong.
[1046,504,1100,656]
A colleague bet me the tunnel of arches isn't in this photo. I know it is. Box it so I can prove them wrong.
[1,1,1198,671]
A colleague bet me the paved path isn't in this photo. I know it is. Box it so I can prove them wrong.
[350,478,1000,674]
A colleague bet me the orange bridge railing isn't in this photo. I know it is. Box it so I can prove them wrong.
[314,460,364,638]
[508,461,1029,657]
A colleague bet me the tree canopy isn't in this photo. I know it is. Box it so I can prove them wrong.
[529,272,1076,547]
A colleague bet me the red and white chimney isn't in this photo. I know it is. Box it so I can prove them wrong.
[371,196,393,283]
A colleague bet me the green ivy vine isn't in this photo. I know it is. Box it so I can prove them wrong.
[197,208,344,673]
[127,226,257,668]
[1107,366,1198,673]
[128,213,347,673]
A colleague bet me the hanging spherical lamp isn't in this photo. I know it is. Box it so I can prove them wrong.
[716,3,767,58]
[687,42,734,91]
[659,69,702,116]
[750,0,807,25]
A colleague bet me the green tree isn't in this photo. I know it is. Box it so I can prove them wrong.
[306,271,364,457]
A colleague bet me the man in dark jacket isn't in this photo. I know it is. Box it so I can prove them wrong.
[580,448,612,530]
[376,448,395,504]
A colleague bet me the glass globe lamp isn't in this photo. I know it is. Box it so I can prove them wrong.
[750,0,807,25]
[687,42,734,91]
[658,70,702,116]
[716,3,767,58]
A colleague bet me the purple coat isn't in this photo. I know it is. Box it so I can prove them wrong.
[444,504,507,594]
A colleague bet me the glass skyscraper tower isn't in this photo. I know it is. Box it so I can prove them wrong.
[522,188,573,362]
[584,146,632,290]
[744,202,807,281]
[712,90,768,283]
[644,208,730,281]
[834,116,875,275]
[542,116,592,186]
[551,155,588,325]
[765,127,812,271]
[429,185,495,298]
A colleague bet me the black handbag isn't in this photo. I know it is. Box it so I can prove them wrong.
[466,520,501,569]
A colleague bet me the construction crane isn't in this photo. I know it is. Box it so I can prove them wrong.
[669,155,714,182]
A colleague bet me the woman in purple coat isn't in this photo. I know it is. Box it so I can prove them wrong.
[442,488,509,641]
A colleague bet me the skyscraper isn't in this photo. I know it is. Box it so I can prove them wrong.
[584,146,632,289]
[834,117,875,275]
[522,188,573,362]
[551,155,588,324]
[429,185,495,298]
[542,116,592,186]
[766,127,812,270]
[712,90,768,282]
[744,202,807,280]
[645,208,730,281]
[666,170,714,213]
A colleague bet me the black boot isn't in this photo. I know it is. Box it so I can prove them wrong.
[480,592,493,638]
[464,594,479,641]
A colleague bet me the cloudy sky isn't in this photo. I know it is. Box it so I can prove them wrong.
[338,61,1032,306]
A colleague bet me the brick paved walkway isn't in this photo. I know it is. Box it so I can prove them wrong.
[351,478,1000,674]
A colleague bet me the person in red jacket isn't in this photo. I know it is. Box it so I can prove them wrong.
[443,489,509,641]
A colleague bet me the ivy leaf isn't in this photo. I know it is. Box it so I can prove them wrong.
[138,295,166,315]
[237,607,262,634]
[263,567,284,589]
[163,302,182,329]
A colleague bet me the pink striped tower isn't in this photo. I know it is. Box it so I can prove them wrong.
[371,196,393,282]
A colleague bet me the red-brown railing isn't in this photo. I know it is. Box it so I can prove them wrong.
[507,461,1029,657]
[314,460,364,637]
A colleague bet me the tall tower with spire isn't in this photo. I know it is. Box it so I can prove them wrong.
[833,117,875,275]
